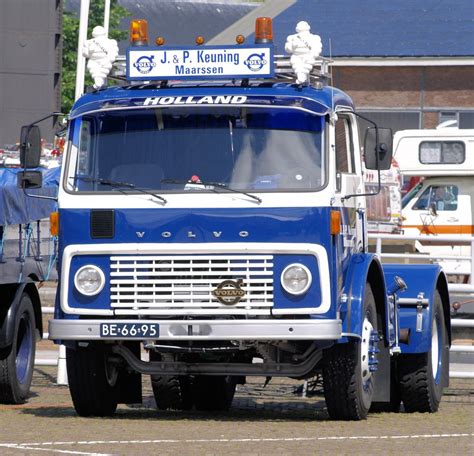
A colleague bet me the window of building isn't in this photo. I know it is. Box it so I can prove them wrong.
[357,111,420,138]
[438,111,458,127]
[460,112,474,129]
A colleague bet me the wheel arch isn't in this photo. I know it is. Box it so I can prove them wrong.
[436,271,451,346]
[0,282,42,354]
[382,263,446,354]
[340,253,388,340]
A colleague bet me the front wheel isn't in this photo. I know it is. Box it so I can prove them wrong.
[66,345,119,417]
[0,293,36,404]
[323,284,378,420]
[398,291,448,413]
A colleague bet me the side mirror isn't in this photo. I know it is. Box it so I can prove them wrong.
[19,125,42,168]
[17,170,43,189]
[364,127,393,170]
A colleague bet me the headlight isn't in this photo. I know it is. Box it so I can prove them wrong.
[281,263,312,295]
[74,265,105,296]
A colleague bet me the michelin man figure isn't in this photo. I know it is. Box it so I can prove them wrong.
[82,26,119,89]
[285,21,322,84]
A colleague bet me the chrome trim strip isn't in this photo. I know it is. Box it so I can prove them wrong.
[49,318,342,341]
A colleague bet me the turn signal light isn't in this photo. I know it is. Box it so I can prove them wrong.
[195,35,205,45]
[330,210,341,235]
[155,36,166,46]
[255,17,273,43]
[50,211,59,236]
[236,34,245,45]
[130,19,149,46]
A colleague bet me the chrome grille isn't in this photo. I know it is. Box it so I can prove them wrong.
[110,254,274,315]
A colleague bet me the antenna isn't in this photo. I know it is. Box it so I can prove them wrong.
[329,38,334,116]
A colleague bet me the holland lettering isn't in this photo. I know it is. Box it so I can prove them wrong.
[143,96,247,106]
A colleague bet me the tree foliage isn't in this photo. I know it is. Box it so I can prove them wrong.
[62,0,129,113]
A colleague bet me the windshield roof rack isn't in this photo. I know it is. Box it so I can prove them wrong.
[110,54,332,90]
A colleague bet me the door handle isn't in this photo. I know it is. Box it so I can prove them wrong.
[447,217,459,222]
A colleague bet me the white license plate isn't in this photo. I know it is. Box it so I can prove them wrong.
[100,323,159,338]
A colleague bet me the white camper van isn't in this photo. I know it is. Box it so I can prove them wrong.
[394,128,474,277]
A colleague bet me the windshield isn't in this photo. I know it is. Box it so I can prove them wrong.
[66,106,325,194]
[401,182,423,209]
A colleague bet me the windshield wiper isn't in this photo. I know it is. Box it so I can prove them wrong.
[74,176,167,204]
[161,178,262,204]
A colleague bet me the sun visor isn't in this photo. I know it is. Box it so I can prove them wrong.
[69,95,331,120]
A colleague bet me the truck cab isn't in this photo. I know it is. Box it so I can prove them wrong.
[39,17,450,420]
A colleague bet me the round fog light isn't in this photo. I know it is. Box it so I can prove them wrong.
[74,265,105,296]
[281,263,312,295]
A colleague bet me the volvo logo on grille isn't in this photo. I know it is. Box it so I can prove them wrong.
[212,279,245,305]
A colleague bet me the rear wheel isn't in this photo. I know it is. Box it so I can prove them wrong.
[193,375,237,411]
[151,375,193,411]
[150,352,193,411]
[0,293,36,404]
[66,345,119,417]
[398,291,448,413]
[323,284,378,420]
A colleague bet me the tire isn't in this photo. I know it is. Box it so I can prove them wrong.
[193,375,237,411]
[398,291,448,413]
[66,345,119,417]
[0,293,36,404]
[151,375,193,411]
[323,284,378,420]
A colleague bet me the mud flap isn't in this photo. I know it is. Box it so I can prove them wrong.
[372,344,390,402]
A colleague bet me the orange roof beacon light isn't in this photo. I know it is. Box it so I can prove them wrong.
[155,36,166,46]
[330,210,341,235]
[195,35,205,45]
[235,34,245,45]
[255,17,273,44]
[130,19,149,46]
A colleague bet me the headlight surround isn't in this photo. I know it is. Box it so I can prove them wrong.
[74,265,105,296]
[281,263,312,295]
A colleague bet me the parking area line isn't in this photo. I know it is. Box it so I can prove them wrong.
[1,433,472,451]
[1,444,112,456]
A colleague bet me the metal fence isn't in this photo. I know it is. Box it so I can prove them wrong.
[370,233,474,294]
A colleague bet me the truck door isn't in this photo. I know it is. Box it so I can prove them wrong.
[334,114,364,252]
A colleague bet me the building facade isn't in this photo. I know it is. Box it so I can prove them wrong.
[0,0,62,146]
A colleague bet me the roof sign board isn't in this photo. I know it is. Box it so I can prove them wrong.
[126,45,274,81]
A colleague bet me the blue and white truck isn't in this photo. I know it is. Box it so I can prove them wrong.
[18,17,452,419]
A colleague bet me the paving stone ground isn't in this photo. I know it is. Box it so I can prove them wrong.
[0,366,472,456]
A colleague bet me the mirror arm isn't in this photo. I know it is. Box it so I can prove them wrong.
[25,112,64,128]
[22,189,58,201]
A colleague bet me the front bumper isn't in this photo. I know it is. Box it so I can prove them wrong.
[49,318,342,341]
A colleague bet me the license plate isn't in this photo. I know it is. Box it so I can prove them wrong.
[100,323,159,338]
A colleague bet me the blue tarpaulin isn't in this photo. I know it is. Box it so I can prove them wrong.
[0,167,60,226]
